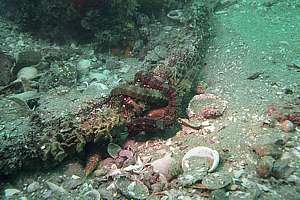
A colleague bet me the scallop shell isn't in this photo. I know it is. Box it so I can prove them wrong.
[182,146,220,173]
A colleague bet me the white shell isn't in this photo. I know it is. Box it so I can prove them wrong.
[182,146,220,173]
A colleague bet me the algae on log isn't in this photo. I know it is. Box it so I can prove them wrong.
[0,0,216,176]
[0,99,39,175]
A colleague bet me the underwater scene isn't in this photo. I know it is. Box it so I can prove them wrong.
[0,0,300,199]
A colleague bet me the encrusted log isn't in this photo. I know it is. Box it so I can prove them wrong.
[0,0,216,176]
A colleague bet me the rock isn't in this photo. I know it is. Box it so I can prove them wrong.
[252,143,282,159]
[153,46,168,59]
[84,189,101,200]
[0,52,14,86]
[116,177,149,200]
[9,90,39,102]
[42,190,53,199]
[77,59,91,77]
[287,175,300,186]
[83,82,109,97]
[64,162,83,177]
[15,50,42,69]
[229,191,258,200]
[178,169,207,186]
[256,156,275,178]
[187,93,227,120]
[151,153,175,181]
[46,181,67,194]
[94,168,107,177]
[210,189,228,200]
[202,172,232,190]
[271,159,291,179]
[107,143,122,158]
[280,120,295,132]
[233,169,244,179]
[4,188,21,198]
[63,178,82,190]
[105,59,121,69]
[27,181,40,193]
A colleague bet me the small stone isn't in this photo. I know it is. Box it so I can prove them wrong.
[106,59,121,69]
[15,50,42,68]
[287,175,300,186]
[94,168,107,177]
[210,189,228,200]
[202,172,232,190]
[27,181,40,193]
[187,93,227,120]
[271,159,291,179]
[64,162,83,177]
[252,143,282,159]
[233,169,244,179]
[256,156,275,178]
[84,189,101,200]
[42,190,53,199]
[280,120,295,132]
[77,59,91,76]
[4,188,21,198]
[46,181,67,194]
[63,178,82,190]
[116,177,149,200]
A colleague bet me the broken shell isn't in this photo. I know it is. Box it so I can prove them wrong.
[182,146,220,173]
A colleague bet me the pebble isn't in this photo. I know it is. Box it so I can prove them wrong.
[4,188,21,198]
[287,175,300,185]
[27,181,40,193]
[256,156,275,178]
[280,120,295,132]
[271,159,290,179]
[63,178,82,190]
[84,189,101,200]
[77,59,91,76]
[252,143,282,159]
[46,181,67,194]
[94,169,107,177]
[15,50,42,68]
[106,59,121,69]
[233,169,244,179]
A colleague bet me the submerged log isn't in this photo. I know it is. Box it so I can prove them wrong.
[0,0,217,176]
